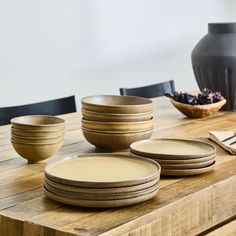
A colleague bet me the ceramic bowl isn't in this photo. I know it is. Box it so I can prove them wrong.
[11,115,65,131]
[11,128,65,138]
[11,134,64,144]
[82,127,153,150]
[81,109,153,122]
[11,140,64,163]
[171,98,226,118]
[81,118,153,132]
[81,95,153,114]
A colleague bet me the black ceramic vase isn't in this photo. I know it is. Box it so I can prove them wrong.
[191,23,236,111]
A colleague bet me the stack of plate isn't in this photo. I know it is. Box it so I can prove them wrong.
[81,95,153,150]
[44,154,161,208]
[130,139,216,176]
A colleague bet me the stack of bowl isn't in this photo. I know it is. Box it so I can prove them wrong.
[81,95,154,150]
[11,115,65,163]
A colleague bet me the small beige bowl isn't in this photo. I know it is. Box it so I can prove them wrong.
[81,118,153,132]
[11,134,64,144]
[81,109,153,122]
[11,140,64,163]
[11,128,65,138]
[82,127,153,150]
[171,98,226,118]
[11,115,65,131]
[81,95,153,114]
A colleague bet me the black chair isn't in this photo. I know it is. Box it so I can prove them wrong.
[0,96,76,125]
[120,80,175,98]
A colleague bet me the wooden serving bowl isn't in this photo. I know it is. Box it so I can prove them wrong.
[81,109,153,122]
[81,118,153,132]
[171,99,226,118]
[11,115,65,131]
[81,95,153,114]
[82,127,153,150]
[11,140,64,163]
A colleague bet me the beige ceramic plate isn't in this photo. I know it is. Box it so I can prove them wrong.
[160,158,215,169]
[161,162,215,176]
[130,152,216,164]
[45,154,161,188]
[44,176,159,194]
[130,139,216,159]
[44,181,159,200]
[44,187,158,208]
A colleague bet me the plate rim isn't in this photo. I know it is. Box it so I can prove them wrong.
[130,138,216,159]
[130,152,216,164]
[159,158,215,169]
[161,161,215,176]
[43,181,159,200]
[45,154,161,188]
[44,186,159,208]
[44,176,160,194]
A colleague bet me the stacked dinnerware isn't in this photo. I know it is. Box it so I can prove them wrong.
[130,139,216,176]
[44,154,161,208]
[11,115,65,163]
[81,95,153,150]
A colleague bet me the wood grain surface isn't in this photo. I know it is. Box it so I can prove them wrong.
[0,96,236,235]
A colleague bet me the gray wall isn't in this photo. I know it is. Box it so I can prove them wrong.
[0,0,236,108]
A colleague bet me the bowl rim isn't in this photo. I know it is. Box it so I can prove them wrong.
[11,133,64,141]
[81,95,153,108]
[81,108,153,117]
[82,127,153,135]
[81,117,153,125]
[11,127,65,133]
[11,139,64,146]
[11,115,65,127]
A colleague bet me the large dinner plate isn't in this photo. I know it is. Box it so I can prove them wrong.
[44,181,159,200]
[45,154,161,188]
[161,162,215,176]
[44,176,159,194]
[130,152,216,164]
[159,158,215,169]
[130,139,216,159]
[44,186,159,208]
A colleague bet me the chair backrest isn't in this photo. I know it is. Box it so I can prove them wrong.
[0,96,76,125]
[120,80,175,98]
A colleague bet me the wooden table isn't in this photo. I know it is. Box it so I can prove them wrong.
[0,97,236,236]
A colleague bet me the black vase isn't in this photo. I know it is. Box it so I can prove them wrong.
[191,23,236,111]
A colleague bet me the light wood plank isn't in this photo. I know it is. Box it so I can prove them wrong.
[0,97,236,235]
[205,219,236,236]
